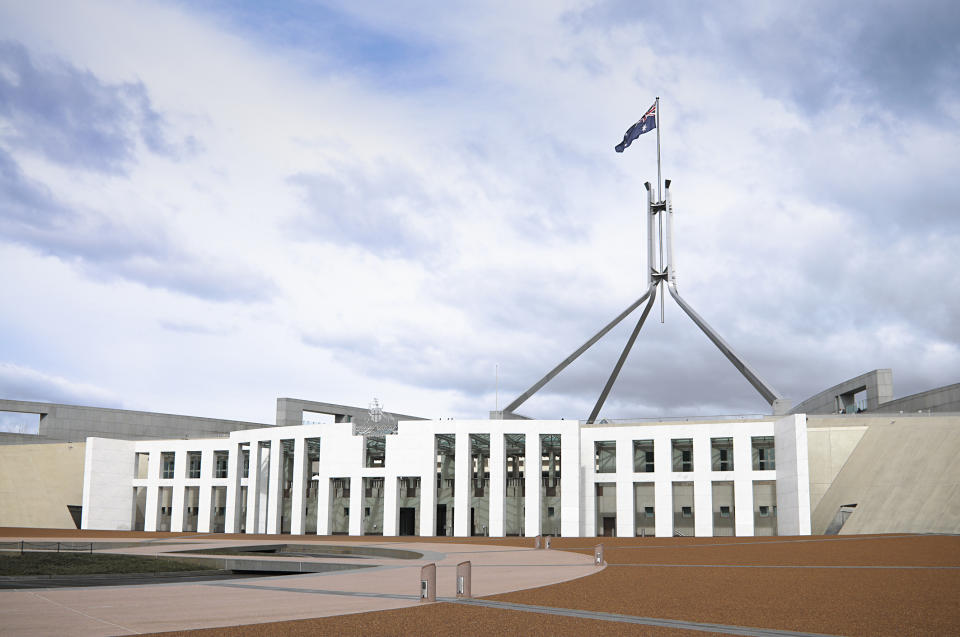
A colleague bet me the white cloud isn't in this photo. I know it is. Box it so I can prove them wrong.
[0,0,956,423]
[0,362,121,407]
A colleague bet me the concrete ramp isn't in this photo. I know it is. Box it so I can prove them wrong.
[812,416,960,534]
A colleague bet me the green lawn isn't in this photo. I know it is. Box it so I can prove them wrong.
[0,552,218,576]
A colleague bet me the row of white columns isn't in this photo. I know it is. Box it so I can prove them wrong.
[138,430,574,537]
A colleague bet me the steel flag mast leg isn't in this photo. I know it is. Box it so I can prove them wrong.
[496,179,791,422]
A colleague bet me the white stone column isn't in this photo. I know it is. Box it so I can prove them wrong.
[383,474,399,536]
[694,434,712,537]
[488,431,505,537]
[420,467,436,537]
[197,448,213,533]
[560,429,580,537]
[348,476,362,536]
[224,442,242,533]
[524,433,540,537]
[734,478,755,536]
[246,441,264,534]
[733,432,754,536]
[775,414,812,535]
[171,449,186,532]
[453,431,470,537]
[144,450,160,532]
[291,437,306,535]
[266,440,282,534]
[144,486,159,532]
[316,476,331,535]
[654,436,671,537]
[616,436,634,538]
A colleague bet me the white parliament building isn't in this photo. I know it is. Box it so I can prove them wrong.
[80,412,811,538]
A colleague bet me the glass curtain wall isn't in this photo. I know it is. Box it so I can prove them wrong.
[752,437,776,470]
[132,486,146,531]
[711,438,734,471]
[305,438,321,534]
[595,482,616,536]
[157,486,172,531]
[633,482,655,536]
[595,440,616,473]
[329,478,350,534]
[633,440,654,473]
[672,439,693,472]
[712,481,735,536]
[363,477,384,535]
[210,486,227,532]
[672,481,694,536]
[435,434,455,536]
[280,439,295,534]
[504,434,525,536]
[470,434,490,536]
[753,480,777,535]
[183,486,200,532]
[540,434,562,536]
[213,451,229,478]
[239,485,247,533]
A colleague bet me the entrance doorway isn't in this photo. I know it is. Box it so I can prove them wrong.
[602,516,616,537]
[399,507,416,536]
[436,504,447,536]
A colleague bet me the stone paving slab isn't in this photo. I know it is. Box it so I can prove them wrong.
[0,538,597,636]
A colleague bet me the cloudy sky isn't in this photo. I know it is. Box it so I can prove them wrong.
[0,1,957,428]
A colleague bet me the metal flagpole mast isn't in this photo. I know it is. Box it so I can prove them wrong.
[656,96,664,322]
[656,96,662,200]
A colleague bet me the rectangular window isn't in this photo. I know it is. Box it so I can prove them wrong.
[214,451,229,478]
[241,448,250,478]
[187,451,202,479]
[712,481,735,536]
[672,439,693,472]
[672,481,694,536]
[633,439,654,472]
[504,433,525,537]
[752,436,776,470]
[711,437,734,471]
[594,440,616,473]
[134,452,150,479]
[365,435,386,468]
[540,434,562,536]
[161,452,175,479]
[753,480,777,536]
[645,506,655,518]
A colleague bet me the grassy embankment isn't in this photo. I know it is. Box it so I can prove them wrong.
[0,552,217,576]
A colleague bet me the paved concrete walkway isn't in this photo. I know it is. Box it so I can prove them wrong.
[0,537,597,636]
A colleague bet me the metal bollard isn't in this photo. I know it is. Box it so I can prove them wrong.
[594,543,604,566]
[545,536,551,549]
[420,563,436,602]
[456,561,472,598]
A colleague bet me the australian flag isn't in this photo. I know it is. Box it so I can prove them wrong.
[615,101,657,153]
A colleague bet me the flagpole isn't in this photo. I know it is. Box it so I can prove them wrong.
[655,96,662,200]
[656,96,664,322]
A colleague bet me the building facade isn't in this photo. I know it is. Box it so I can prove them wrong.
[81,415,811,537]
